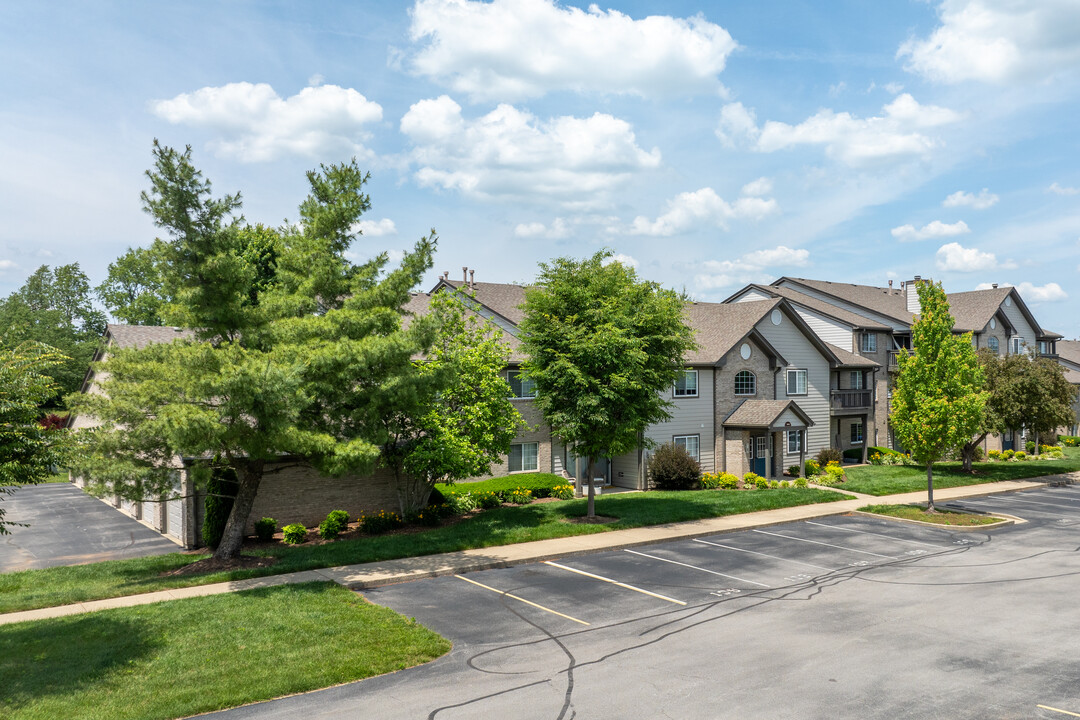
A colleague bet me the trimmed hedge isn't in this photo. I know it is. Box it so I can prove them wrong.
[842,448,863,461]
[430,473,565,505]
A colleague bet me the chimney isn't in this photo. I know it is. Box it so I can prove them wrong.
[462,266,468,284]
[469,269,475,287]
[906,276,926,315]
[442,271,449,280]
[992,283,998,289]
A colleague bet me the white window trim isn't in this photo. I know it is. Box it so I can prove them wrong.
[674,369,699,398]
[507,369,536,400]
[786,368,808,396]
[734,370,756,396]
[1010,338,1023,355]
[673,434,700,461]
[509,441,539,473]
[787,430,802,453]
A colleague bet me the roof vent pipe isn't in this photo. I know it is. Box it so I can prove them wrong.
[462,266,468,283]
[992,283,998,289]
[888,280,893,291]
[469,269,475,287]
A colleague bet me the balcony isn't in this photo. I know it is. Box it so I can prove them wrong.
[888,350,902,371]
[831,389,873,413]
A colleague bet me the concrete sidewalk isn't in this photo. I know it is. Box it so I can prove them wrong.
[0,478,1062,626]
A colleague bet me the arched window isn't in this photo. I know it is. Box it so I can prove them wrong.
[988,336,999,354]
[735,370,756,396]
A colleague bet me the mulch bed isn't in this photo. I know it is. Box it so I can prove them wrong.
[163,554,277,577]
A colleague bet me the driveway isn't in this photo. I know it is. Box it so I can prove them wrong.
[1,483,181,572]
[206,485,1080,720]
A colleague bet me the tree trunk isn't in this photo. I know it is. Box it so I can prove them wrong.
[926,462,935,513]
[214,459,264,560]
[961,433,988,473]
[1034,431,1040,456]
[585,456,596,519]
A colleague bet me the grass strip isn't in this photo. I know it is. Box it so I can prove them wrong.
[0,582,449,720]
[0,488,848,614]
[859,503,1003,526]
[841,448,1080,496]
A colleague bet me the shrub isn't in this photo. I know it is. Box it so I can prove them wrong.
[1014,451,1027,461]
[409,509,442,527]
[819,463,845,485]
[1062,435,1079,447]
[842,448,863,462]
[474,491,502,510]
[445,491,477,515]
[201,468,238,549]
[648,442,701,490]
[816,447,843,466]
[551,483,575,500]
[780,480,790,488]
[282,523,307,545]
[987,449,1001,460]
[1026,440,1036,454]
[970,446,985,462]
[868,452,883,465]
[327,509,350,528]
[768,480,779,489]
[699,473,721,490]
[1003,449,1015,460]
[788,464,801,477]
[742,471,762,488]
[794,477,808,489]
[317,509,350,540]
[358,510,403,534]
[804,459,820,477]
[717,472,740,489]
[254,517,276,542]
[506,487,534,504]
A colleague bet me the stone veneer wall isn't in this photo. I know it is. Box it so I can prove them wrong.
[723,429,750,476]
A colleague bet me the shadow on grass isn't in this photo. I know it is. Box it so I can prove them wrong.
[0,614,157,710]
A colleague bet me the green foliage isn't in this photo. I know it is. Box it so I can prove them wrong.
[0,343,72,533]
[473,490,502,509]
[444,491,477,515]
[433,474,564,501]
[358,510,403,534]
[1062,436,1079,447]
[647,442,701,490]
[505,487,534,505]
[1003,449,1015,460]
[1025,440,1036,454]
[755,475,770,490]
[317,509,351,540]
[550,483,575,500]
[842,448,863,461]
[201,468,238,549]
[825,463,846,482]
[988,449,1001,460]
[788,464,801,477]
[282,524,307,545]
[804,459,820,476]
[520,250,697,515]
[742,472,764,488]
[780,480,790,488]
[0,263,106,405]
[717,472,740,489]
[816,447,842,465]
[254,517,276,542]
[769,480,780,489]
[890,281,988,508]
[699,472,721,489]
[95,240,172,326]
[794,477,808,488]
[1014,451,1027,461]
[69,141,440,559]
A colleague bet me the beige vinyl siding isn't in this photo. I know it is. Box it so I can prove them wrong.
[645,366,715,473]
[789,306,853,349]
[755,310,831,466]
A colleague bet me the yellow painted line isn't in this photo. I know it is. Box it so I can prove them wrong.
[454,574,590,626]
[544,561,687,605]
[1038,704,1080,717]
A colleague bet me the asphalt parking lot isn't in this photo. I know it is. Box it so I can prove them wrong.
[211,485,1080,720]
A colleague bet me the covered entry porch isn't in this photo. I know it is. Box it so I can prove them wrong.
[721,400,814,479]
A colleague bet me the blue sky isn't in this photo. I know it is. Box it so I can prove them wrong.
[2,1,1078,336]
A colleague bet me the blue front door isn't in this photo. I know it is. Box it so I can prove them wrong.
[753,436,768,476]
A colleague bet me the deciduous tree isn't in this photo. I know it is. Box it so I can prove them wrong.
[96,240,171,325]
[520,251,696,518]
[890,281,987,510]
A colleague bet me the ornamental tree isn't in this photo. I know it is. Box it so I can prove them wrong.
[69,141,439,560]
[519,251,697,518]
[1015,354,1075,453]
[890,280,987,510]
[0,343,71,533]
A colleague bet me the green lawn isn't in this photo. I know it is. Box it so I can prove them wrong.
[842,447,1080,496]
[859,504,1003,526]
[0,582,449,720]
[0,488,848,614]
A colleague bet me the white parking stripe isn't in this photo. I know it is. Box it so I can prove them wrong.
[544,561,687,605]
[976,495,1077,510]
[454,575,590,625]
[752,529,896,558]
[624,549,770,588]
[692,538,834,571]
[804,521,941,547]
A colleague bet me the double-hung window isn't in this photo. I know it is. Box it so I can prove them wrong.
[787,430,802,453]
[1010,338,1023,355]
[850,420,863,445]
[850,371,863,390]
[786,369,808,396]
[734,370,756,396]
[509,442,539,472]
[674,435,700,461]
[507,370,536,399]
[860,333,876,353]
[674,369,698,397]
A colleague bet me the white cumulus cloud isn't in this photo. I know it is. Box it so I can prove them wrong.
[354,218,397,237]
[0,260,16,271]
[935,241,998,271]
[943,188,999,209]
[976,280,1068,302]
[695,245,809,290]
[628,187,778,236]
[898,0,1080,84]
[514,217,569,239]
[406,0,737,102]
[401,96,661,207]
[722,94,961,167]
[1049,182,1080,196]
[741,177,773,197]
[151,82,383,162]
[602,253,639,269]
[892,220,971,242]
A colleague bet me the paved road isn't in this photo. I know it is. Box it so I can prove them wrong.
[1,483,180,572]
[207,486,1080,720]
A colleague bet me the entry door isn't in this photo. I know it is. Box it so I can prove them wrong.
[1003,431,1014,451]
[753,436,768,476]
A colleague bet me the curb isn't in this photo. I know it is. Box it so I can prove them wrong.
[852,508,1024,532]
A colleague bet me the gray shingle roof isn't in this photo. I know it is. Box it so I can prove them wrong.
[1058,340,1080,367]
[776,277,914,324]
[440,279,529,325]
[107,324,195,349]
[723,399,814,428]
[824,342,880,368]
[943,287,1013,333]
[733,283,893,331]
[683,298,783,365]
[404,292,526,362]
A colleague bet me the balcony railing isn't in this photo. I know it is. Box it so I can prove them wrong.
[831,389,873,411]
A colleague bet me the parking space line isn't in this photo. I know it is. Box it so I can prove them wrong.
[454,574,590,625]
[1037,704,1080,717]
[804,521,941,547]
[544,561,687,605]
[752,529,896,558]
[692,538,834,571]
[623,549,770,588]
[978,495,1078,510]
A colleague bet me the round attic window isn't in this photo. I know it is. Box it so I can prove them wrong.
[990,318,996,329]
[740,343,752,360]
[1005,297,1012,307]
[771,309,782,325]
